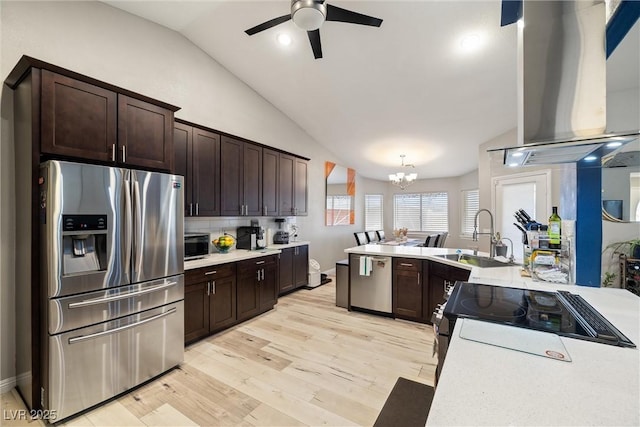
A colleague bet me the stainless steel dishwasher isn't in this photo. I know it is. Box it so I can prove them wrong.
[349,254,392,314]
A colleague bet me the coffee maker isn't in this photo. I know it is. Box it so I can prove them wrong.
[237,220,266,250]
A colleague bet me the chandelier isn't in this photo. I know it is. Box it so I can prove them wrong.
[389,155,417,190]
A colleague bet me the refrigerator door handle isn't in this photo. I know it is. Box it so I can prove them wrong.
[68,281,178,308]
[68,308,177,344]
[123,170,133,282]
[131,172,142,280]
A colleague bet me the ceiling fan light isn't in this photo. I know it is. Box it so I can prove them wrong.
[291,0,326,31]
[389,174,397,181]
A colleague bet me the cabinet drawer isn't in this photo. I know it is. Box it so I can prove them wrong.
[186,263,235,285]
[238,255,278,271]
[394,258,421,271]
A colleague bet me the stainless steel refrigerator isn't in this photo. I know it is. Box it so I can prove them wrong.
[35,160,184,421]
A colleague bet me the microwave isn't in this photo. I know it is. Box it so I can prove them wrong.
[184,233,210,260]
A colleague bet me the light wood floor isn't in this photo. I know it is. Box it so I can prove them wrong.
[2,277,436,426]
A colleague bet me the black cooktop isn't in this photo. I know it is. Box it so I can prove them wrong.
[443,282,635,348]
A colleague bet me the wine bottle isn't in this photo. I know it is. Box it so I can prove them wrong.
[548,206,561,249]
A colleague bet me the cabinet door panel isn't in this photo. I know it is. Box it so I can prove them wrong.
[243,143,262,216]
[278,154,294,215]
[41,70,116,161]
[193,128,220,216]
[293,245,309,288]
[118,95,173,170]
[278,248,295,294]
[294,158,308,215]
[173,123,192,216]
[237,270,260,321]
[210,275,236,332]
[394,269,422,320]
[259,263,278,310]
[184,282,209,343]
[263,148,279,216]
[220,136,244,216]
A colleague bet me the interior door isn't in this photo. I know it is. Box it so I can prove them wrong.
[492,171,550,262]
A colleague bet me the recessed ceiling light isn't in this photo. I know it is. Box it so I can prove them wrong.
[508,162,519,167]
[276,33,292,46]
[606,141,622,148]
[512,152,524,157]
[584,155,598,162]
[460,33,481,52]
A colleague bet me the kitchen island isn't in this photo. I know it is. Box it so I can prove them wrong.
[345,244,640,426]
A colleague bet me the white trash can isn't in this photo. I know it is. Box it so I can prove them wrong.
[308,259,321,287]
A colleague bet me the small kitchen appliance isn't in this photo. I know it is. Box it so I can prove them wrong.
[184,233,210,260]
[237,226,261,250]
[273,218,290,244]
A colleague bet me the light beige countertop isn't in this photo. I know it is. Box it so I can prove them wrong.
[345,244,639,426]
[184,241,309,270]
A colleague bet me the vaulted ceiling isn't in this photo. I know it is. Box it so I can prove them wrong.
[103,1,639,181]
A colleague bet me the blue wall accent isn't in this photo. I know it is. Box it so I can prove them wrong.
[575,162,602,287]
[606,1,640,58]
[500,0,522,27]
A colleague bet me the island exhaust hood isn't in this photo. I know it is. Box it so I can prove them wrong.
[490,0,639,167]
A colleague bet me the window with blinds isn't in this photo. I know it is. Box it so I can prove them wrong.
[393,192,449,232]
[461,189,480,237]
[326,195,352,226]
[365,194,383,230]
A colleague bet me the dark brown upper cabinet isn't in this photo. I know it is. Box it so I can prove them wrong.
[220,136,263,216]
[262,148,279,216]
[174,122,220,217]
[279,154,308,216]
[118,95,173,171]
[41,70,117,162]
[8,57,179,172]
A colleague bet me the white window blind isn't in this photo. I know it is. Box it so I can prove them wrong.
[461,189,480,237]
[393,192,449,232]
[365,194,383,231]
[326,195,351,226]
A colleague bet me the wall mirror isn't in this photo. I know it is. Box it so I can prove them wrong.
[602,139,640,222]
[325,161,355,226]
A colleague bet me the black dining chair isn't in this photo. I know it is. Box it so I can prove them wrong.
[376,230,386,242]
[437,232,448,247]
[424,234,439,247]
[354,232,368,246]
[366,231,378,243]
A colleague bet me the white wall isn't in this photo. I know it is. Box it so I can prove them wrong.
[0,0,350,386]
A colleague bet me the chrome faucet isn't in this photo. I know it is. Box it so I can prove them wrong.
[501,237,515,263]
[473,209,497,257]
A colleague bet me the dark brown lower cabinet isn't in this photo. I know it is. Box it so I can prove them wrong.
[237,255,278,322]
[184,263,236,344]
[278,245,309,295]
[392,257,471,324]
[423,260,470,323]
[393,258,423,321]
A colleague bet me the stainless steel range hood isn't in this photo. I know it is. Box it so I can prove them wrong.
[490,0,639,166]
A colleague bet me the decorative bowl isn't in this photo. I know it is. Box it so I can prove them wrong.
[213,234,235,253]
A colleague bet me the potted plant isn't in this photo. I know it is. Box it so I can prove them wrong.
[601,238,640,288]
[605,239,640,259]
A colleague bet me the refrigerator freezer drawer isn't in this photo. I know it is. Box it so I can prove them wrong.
[46,301,184,422]
[49,275,184,334]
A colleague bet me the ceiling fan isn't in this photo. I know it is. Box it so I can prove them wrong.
[244,0,383,59]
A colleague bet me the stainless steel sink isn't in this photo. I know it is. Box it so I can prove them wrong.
[435,253,515,268]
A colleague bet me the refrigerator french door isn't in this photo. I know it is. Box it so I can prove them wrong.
[38,160,184,421]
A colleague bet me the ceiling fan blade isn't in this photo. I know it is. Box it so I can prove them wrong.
[307,29,323,59]
[245,14,291,35]
[325,4,383,27]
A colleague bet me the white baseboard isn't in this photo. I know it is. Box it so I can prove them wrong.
[0,376,16,394]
